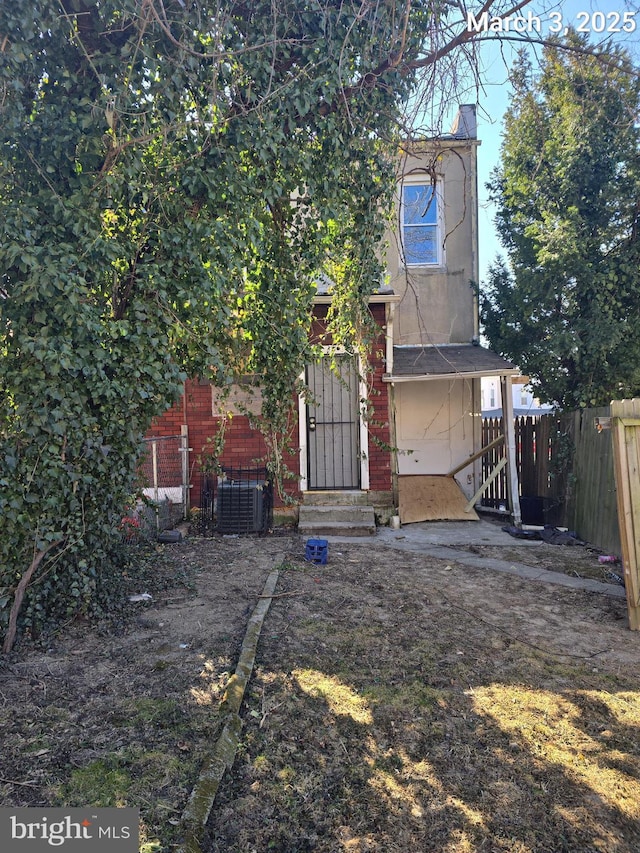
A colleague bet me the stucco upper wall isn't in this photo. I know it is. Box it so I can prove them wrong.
[386,139,479,346]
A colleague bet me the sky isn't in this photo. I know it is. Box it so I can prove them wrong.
[460,0,640,284]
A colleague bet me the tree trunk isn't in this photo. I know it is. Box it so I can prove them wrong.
[2,540,65,654]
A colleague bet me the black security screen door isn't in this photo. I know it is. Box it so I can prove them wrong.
[306,355,360,490]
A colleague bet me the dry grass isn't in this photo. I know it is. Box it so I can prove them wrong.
[206,546,640,853]
[1,534,639,852]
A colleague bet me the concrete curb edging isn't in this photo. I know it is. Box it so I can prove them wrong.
[176,565,281,853]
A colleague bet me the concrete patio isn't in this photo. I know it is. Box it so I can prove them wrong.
[317,517,627,600]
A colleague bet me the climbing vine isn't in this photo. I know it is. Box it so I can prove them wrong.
[0,0,561,647]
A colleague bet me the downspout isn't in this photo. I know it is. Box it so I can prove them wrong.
[470,137,480,344]
[469,124,482,491]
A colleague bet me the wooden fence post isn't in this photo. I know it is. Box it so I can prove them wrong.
[181,424,191,515]
[610,399,640,630]
[501,376,522,527]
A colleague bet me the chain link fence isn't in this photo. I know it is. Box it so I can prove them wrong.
[137,434,189,533]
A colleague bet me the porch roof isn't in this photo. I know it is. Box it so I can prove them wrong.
[385,344,518,382]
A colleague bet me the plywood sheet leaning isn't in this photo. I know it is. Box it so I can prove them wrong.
[398,475,479,523]
[611,398,640,630]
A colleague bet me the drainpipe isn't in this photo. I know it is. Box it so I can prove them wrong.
[470,134,480,344]
[468,114,482,489]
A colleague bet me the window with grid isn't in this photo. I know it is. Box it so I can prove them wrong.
[401,181,442,266]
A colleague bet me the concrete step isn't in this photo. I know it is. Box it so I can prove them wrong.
[302,490,370,506]
[298,504,376,537]
[298,505,374,524]
[299,520,376,537]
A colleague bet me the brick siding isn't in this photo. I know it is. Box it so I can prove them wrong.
[147,304,393,504]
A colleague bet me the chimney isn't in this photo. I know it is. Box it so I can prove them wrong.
[450,104,477,139]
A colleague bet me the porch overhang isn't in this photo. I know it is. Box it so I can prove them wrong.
[385,344,522,527]
[383,344,518,382]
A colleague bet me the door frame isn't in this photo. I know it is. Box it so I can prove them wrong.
[298,347,370,492]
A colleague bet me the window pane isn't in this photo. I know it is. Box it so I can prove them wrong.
[403,184,437,225]
[404,225,437,265]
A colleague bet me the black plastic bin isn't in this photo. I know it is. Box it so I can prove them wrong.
[519,495,562,526]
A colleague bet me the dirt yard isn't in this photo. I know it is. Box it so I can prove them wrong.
[1,529,639,853]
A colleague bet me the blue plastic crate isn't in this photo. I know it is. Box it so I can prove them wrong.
[305,538,328,565]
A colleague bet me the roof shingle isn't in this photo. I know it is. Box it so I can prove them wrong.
[391,345,516,379]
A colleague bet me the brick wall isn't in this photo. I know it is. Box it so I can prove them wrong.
[147,303,393,504]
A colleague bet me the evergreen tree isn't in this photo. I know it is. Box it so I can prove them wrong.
[482,34,640,409]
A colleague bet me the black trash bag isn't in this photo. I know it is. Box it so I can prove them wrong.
[501,525,585,545]
[539,525,585,546]
[501,525,541,540]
